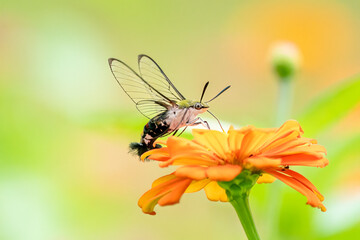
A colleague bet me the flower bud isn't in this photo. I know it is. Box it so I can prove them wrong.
[270,41,302,80]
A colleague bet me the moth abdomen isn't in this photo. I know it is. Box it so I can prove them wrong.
[129,142,162,158]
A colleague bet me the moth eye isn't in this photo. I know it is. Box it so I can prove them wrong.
[195,103,202,110]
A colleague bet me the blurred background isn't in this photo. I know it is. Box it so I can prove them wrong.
[1,0,360,239]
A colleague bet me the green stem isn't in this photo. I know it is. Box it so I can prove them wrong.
[266,76,293,238]
[276,78,293,125]
[219,170,261,240]
[230,194,260,240]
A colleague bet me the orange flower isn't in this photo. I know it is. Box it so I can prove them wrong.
[138,120,328,215]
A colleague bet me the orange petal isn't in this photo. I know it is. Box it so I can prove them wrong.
[265,144,327,157]
[266,169,326,211]
[279,120,304,134]
[141,147,169,161]
[263,138,322,156]
[281,154,329,167]
[227,125,235,131]
[284,169,324,199]
[167,137,206,157]
[159,153,220,168]
[244,157,281,169]
[262,131,300,153]
[185,179,212,193]
[206,164,242,181]
[148,154,171,162]
[138,174,176,208]
[138,175,192,215]
[175,166,208,180]
[236,129,274,160]
[175,164,242,181]
[154,139,167,145]
[258,120,303,153]
[192,129,229,159]
[158,179,193,206]
[257,173,277,184]
[235,125,257,134]
[227,130,245,154]
[151,173,177,187]
[204,181,228,202]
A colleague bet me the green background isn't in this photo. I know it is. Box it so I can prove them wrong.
[1,0,360,239]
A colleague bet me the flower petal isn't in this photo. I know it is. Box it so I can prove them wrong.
[204,181,228,202]
[151,173,177,187]
[141,147,169,161]
[263,138,320,156]
[192,129,229,159]
[266,168,326,211]
[257,120,303,153]
[167,136,207,157]
[244,157,282,169]
[227,130,245,154]
[175,164,242,181]
[265,144,327,157]
[185,179,212,193]
[175,166,208,180]
[282,169,324,200]
[159,153,220,168]
[206,164,242,181]
[158,179,193,206]
[281,153,329,167]
[237,129,274,160]
[138,174,192,215]
[257,173,277,184]
[154,139,167,145]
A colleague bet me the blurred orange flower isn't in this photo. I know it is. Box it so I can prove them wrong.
[138,120,328,215]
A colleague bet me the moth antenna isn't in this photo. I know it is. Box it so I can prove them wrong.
[205,85,231,103]
[200,81,209,102]
[207,110,225,132]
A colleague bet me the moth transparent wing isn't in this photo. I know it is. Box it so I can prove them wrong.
[136,100,170,119]
[109,58,174,119]
[138,54,186,101]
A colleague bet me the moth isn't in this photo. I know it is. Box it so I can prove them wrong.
[108,55,230,156]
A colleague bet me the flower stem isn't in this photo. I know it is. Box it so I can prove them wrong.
[230,193,260,240]
[266,76,293,238]
[219,170,260,240]
[276,78,293,125]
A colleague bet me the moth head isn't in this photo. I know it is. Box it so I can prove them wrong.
[192,102,209,113]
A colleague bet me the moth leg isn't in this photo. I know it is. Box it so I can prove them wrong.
[187,117,210,129]
[172,129,179,136]
[177,126,188,137]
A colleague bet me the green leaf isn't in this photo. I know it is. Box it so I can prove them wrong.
[297,75,360,135]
